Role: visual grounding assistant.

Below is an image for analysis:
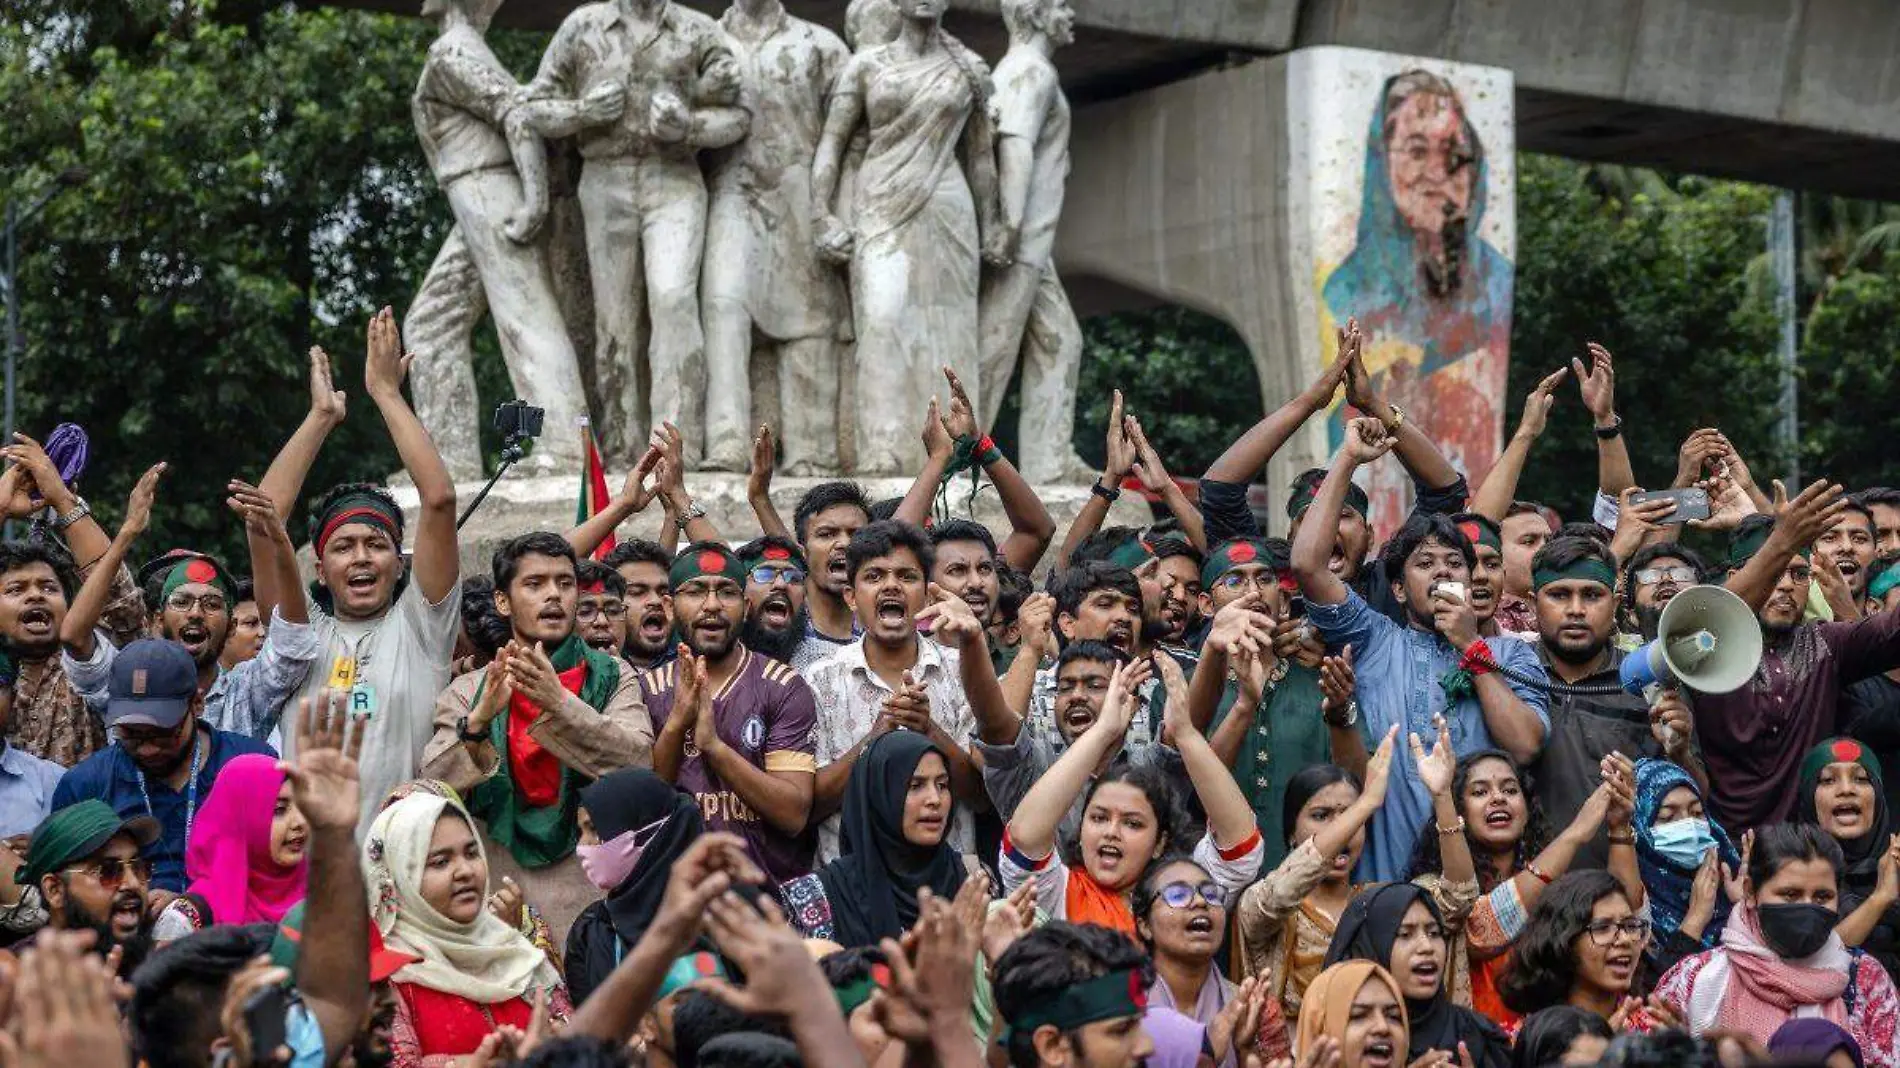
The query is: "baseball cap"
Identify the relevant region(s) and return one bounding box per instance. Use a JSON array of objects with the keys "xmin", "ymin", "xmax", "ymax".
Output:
[
  {"xmin": 106, "ymin": 638, "xmax": 198, "ymax": 730},
  {"xmin": 17, "ymin": 800, "xmax": 160, "ymax": 886},
  {"xmin": 270, "ymin": 901, "xmax": 420, "ymax": 984}
]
